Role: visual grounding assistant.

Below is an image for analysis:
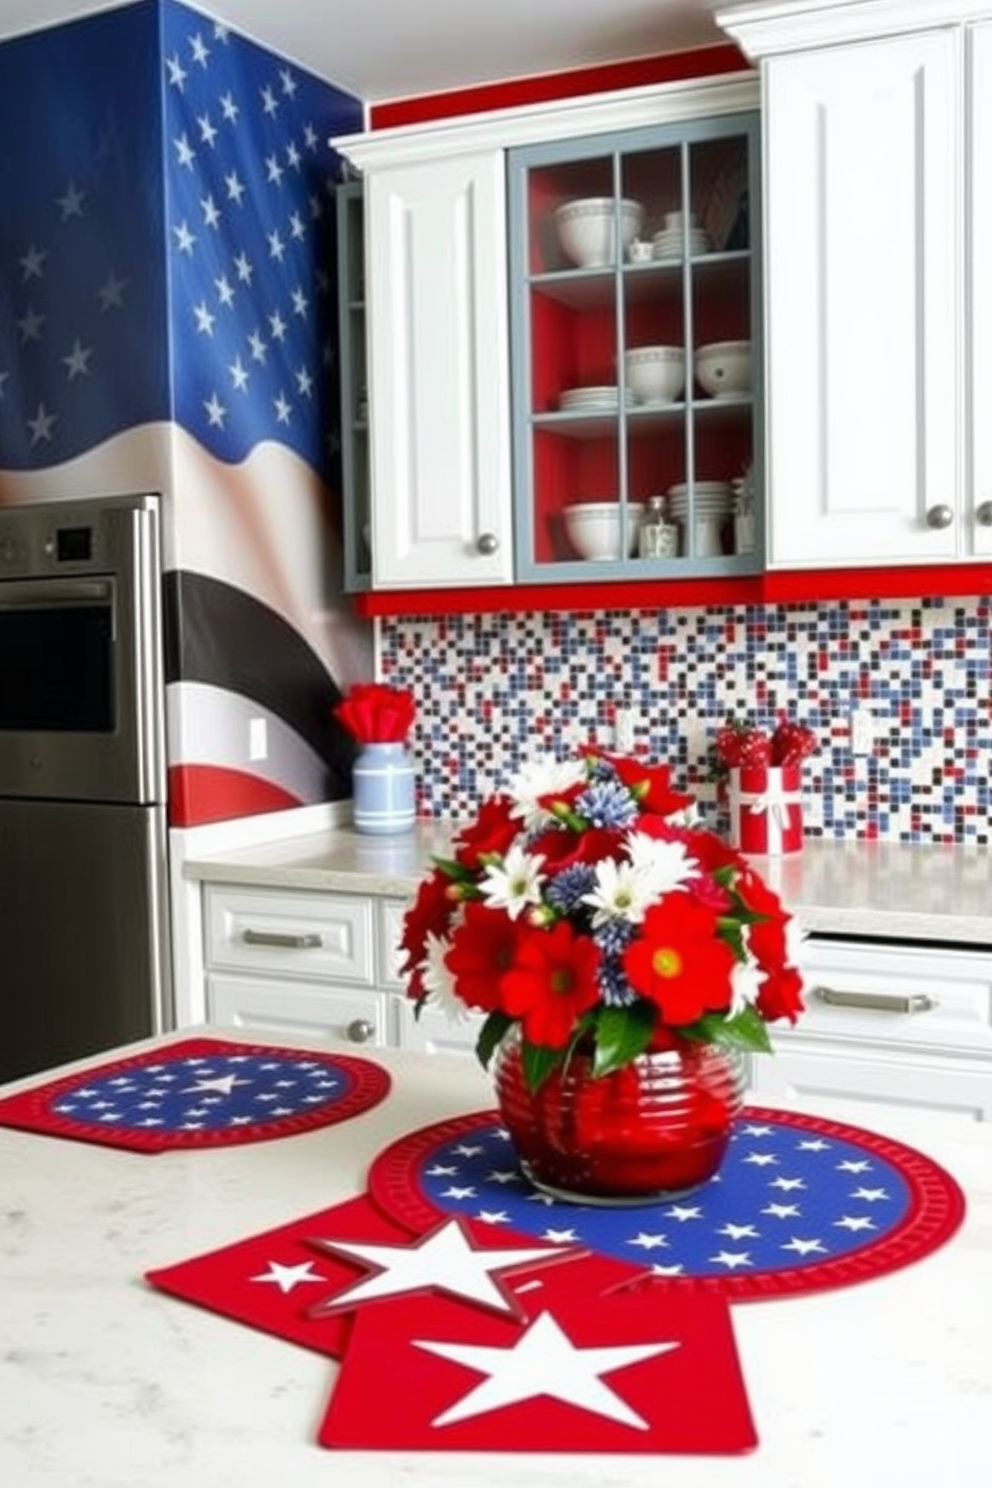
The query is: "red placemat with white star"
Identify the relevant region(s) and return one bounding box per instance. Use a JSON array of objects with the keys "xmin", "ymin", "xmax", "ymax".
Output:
[
  {"xmin": 365, "ymin": 1105, "xmax": 965, "ymax": 1301},
  {"xmin": 147, "ymin": 1202, "xmax": 756, "ymax": 1454},
  {"xmin": 0, "ymin": 1038, "xmax": 390, "ymax": 1151}
]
